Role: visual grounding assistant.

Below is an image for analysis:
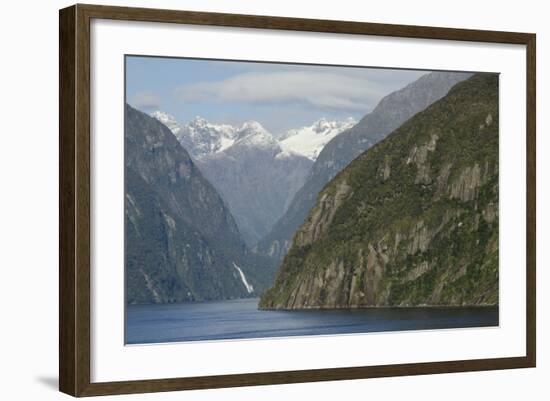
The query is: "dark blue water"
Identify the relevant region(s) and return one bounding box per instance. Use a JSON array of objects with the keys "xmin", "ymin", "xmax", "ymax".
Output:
[{"xmin": 125, "ymin": 298, "xmax": 498, "ymax": 344}]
